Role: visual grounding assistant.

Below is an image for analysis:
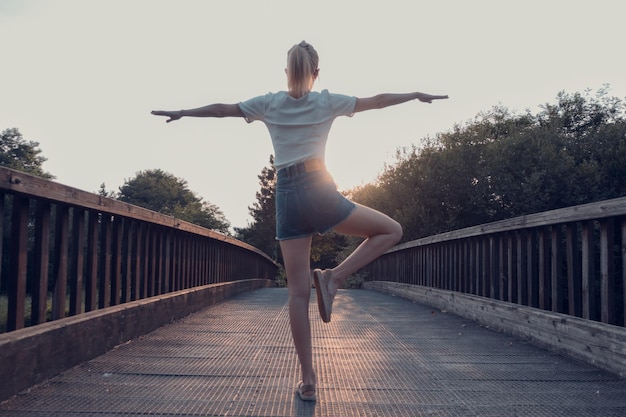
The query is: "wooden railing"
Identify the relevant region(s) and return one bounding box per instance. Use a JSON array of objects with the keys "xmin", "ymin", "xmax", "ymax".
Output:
[
  {"xmin": 361, "ymin": 196, "xmax": 626, "ymax": 327},
  {"xmin": 0, "ymin": 167, "xmax": 277, "ymax": 333}
]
